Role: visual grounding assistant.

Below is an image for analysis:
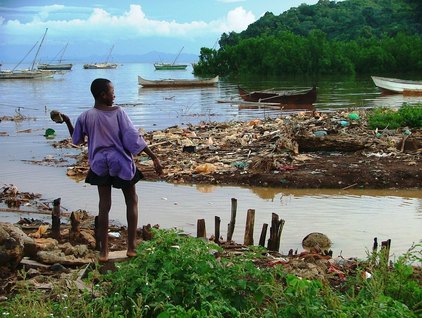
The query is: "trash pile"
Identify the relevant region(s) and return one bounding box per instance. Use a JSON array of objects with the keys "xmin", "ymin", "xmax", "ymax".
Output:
[{"xmin": 45, "ymin": 109, "xmax": 421, "ymax": 188}]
